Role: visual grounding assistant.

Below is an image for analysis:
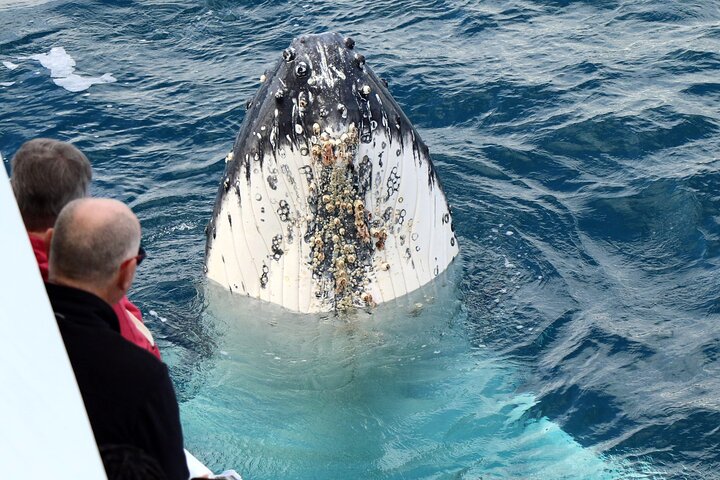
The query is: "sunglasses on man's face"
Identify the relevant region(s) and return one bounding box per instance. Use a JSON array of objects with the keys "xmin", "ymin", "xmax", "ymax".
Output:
[
  {"xmin": 136, "ymin": 245, "xmax": 146, "ymax": 266},
  {"xmin": 121, "ymin": 245, "xmax": 146, "ymax": 269}
]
